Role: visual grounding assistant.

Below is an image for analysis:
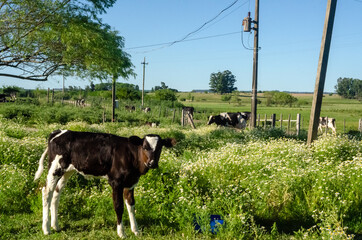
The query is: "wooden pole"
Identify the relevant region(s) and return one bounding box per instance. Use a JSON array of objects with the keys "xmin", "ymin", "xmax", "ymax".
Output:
[
  {"xmin": 112, "ymin": 76, "xmax": 116, "ymax": 122},
  {"xmin": 307, "ymin": 0, "xmax": 337, "ymax": 144},
  {"xmin": 250, "ymin": 0, "xmax": 259, "ymax": 128},
  {"xmin": 141, "ymin": 57, "xmax": 148, "ymax": 107},
  {"xmin": 296, "ymin": 114, "xmax": 301, "ymax": 136},
  {"xmin": 280, "ymin": 114, "xmax": 283, "ymax": 129},
  {"xmin": 264, "ymin": 114, "xmax": 267, "ymax": 129},
  {"xmin": 287, "ymin": 114, "xmax": 291, "ymax": 134},
  {"xmin": 181, "ymin": 109, "xmax": 185, "ymax": 127},
  {"xmin": 271, "ymin": 114, "xmax": 276, "ymax": 128}
]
